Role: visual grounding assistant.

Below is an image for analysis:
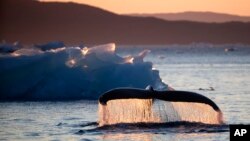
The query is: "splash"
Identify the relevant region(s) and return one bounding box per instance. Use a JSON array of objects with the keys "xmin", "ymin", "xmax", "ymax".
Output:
[
  {"xmin": 98, "ymin": 99, "xmax": 159, "ymax": 126},
  {"xmin": 157, "ymin": 101, "xmax": 223, "ymax": 124},
  {"xmin": 98, "ymin": 99, "xmax": 223, "ymax": 126}
]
